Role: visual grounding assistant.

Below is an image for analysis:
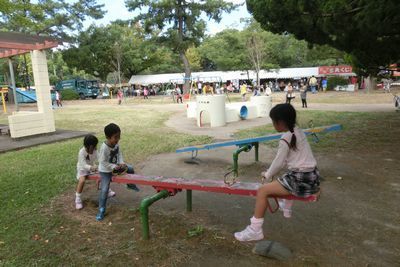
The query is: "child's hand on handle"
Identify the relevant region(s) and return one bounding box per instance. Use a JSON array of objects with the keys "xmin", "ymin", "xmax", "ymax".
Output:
[
  {"xmin": 261, "ymin": 171, "xmax": 272, "ymax": 184},
  {"xmin": 90, "ymin": 165, "xmax": 97, "ymax": 172}
]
